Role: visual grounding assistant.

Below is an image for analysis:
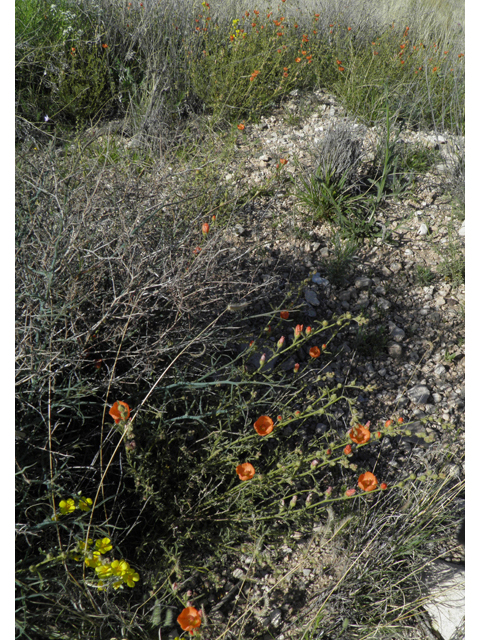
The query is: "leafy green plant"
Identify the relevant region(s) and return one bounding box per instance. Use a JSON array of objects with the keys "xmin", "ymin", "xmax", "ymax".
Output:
[{"xmin": 415, "ymin": 264, "xmax": 436, "ymax": 286}]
